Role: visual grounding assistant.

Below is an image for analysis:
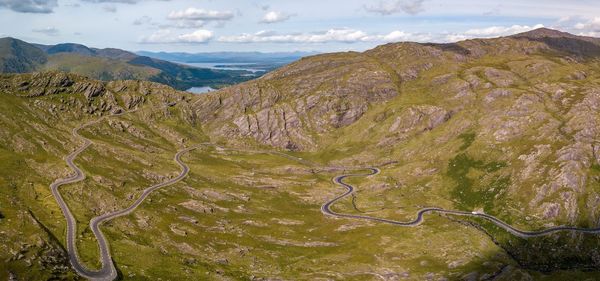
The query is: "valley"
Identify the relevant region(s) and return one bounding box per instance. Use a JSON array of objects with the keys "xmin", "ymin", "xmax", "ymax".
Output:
[{"xmin": 3, "ymin": 27, "xmax": 600, "ymax": 280}]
